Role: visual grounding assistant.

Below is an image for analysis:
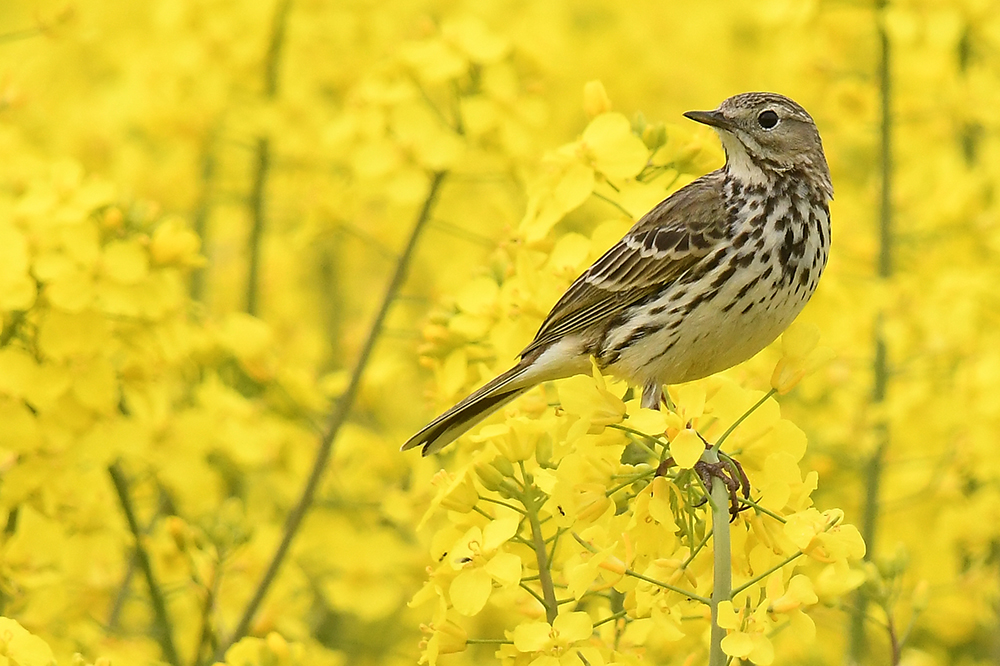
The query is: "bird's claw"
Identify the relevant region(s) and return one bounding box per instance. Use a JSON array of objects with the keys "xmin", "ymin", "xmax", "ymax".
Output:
[{"xmin": 696, "ymin": 456, "xmax": 751, "ymax": 521}]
